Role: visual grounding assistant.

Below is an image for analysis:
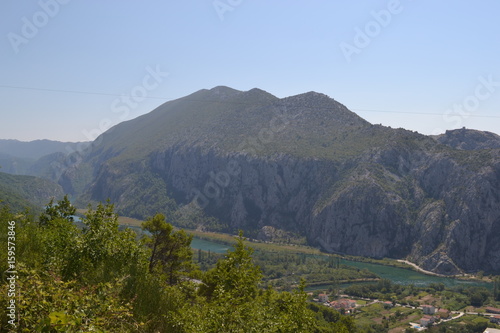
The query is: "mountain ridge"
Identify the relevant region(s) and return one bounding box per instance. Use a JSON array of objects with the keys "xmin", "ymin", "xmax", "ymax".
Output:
[
  {"xmin": 34, "ymin": 86, "xmax": 500, "ymax": 275},
  {"xmin": 0, "ymin": 139, "xmax": 89, "ymax": 160}
]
